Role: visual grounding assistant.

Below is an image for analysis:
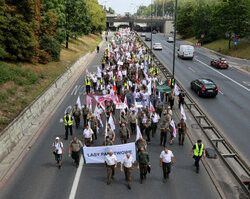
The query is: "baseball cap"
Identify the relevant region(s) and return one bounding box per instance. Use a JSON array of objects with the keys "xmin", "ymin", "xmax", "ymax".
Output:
[
  {"xmin": 197, "ymin": 139, "xmax": 202, "ymax": 143},
  {"xmin": 55, "ymin": 137, "xmax": 60, "ymax": 140}
]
